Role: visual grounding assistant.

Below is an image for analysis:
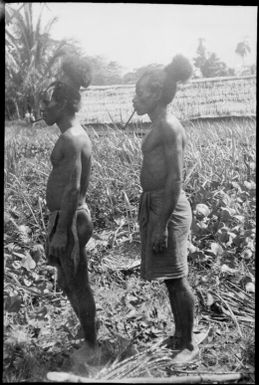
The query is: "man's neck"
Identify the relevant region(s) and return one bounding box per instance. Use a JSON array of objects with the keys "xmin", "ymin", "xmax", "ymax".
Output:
[
  {"xmin": 56, "ymin": 114, "xmax": 79, "ymax": 133},
  {"xmin": 148, "ymin": 105, "xmax": 167, "ymax": 125}
]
